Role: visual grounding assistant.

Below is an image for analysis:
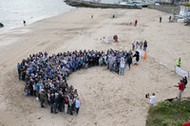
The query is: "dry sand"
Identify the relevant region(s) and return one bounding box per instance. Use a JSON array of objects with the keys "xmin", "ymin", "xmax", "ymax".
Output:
[{"xmin": 0, "ymin": 8, "xmax": 190, "ymax": 126}]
